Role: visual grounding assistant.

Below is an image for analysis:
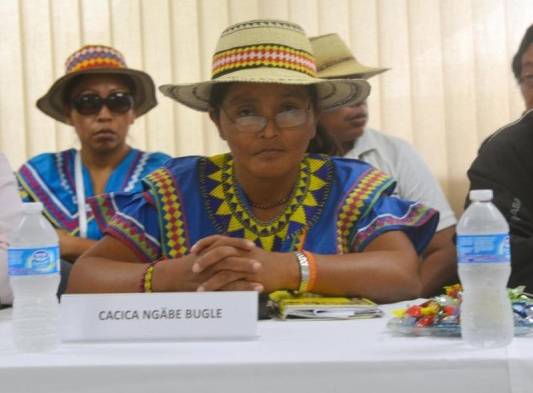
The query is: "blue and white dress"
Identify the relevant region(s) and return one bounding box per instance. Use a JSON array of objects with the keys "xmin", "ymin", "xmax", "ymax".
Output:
[
  {"xmin": 89, "ymin": 153, "xmax": 439, "ymax": 261},
  {"xmin": 17, "ymin": 148, "xmax": 170, "ymax": 240}
]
